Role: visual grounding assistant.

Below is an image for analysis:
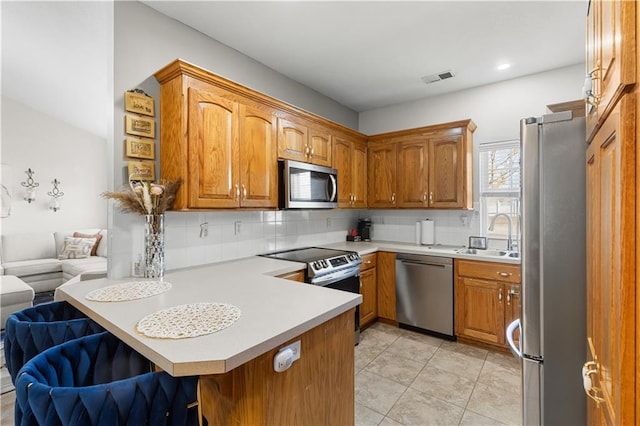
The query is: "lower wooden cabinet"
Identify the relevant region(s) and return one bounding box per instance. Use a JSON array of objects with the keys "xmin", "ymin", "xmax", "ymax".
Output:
[
  {"xmin": 376, "ymin": 251, "xmax": 396, "ymax": 322},
  {"xmin": 359, "ymin": 253, "xmax": 377, "ymax": 328},
  {"xmin": 277, "ymin": 270, "xmax": 305, "ymax": 282},
  {"xmin": 454, "ymin": 259, "xmax": 521, "ymax": 349}
]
